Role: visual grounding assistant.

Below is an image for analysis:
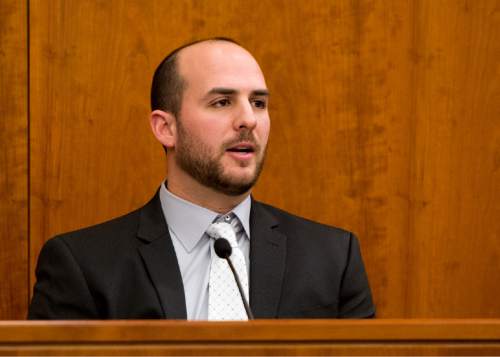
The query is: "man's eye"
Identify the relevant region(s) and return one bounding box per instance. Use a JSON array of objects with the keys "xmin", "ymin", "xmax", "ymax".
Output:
[
  {"xmin": 212, "ymin": 98, "xmax": 231, "ymax": 108},
  {"xmin": 252, "ymin": 99, "xmax": 267, "ymax": 109}
]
